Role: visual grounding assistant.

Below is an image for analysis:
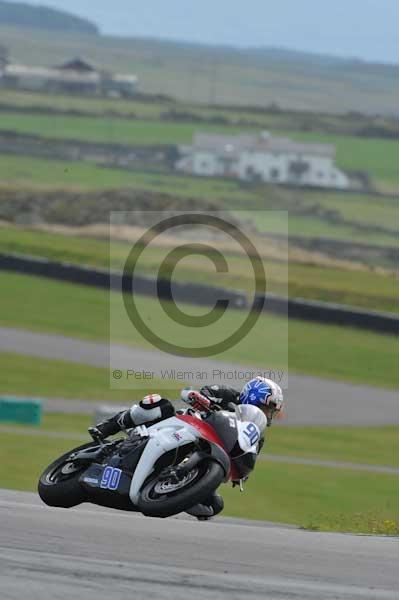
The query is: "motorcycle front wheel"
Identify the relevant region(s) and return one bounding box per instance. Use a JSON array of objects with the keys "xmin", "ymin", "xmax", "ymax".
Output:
[{"xmin": 137, "ymin": 459, "xmax": 225, "ymax": 518}]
